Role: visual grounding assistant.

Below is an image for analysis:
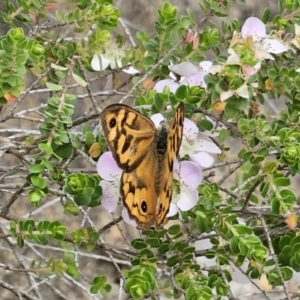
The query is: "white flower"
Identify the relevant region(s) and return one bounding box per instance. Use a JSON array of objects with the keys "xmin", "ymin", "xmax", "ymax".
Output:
[
  {"xmin": 241, "ymin": 17, "xmax": 290, "ymax": 57},
  {"xmin": 180, "ymin": 118, "xmax": 222, "ymax": 168},
  {"xmin": 91, "ymin": 54, "xmax": 122, "ymax": 71},
  {"xmin": 153, "ymin": 61, "xmax": 212, "ymax": 93},
  {"xmin": 91, "ymin": 43, "xmax": 139, "ymax": 74},
  {"xmin": 167, "ymin": 160, "xmax": 203, "ymax": 217},
  {"xmin": 291, "ymin": 24, "xmax": 300, "ymax": 50},
  {"xmin": 91, "ymin": 54, "xmax": 139, "ymax": 73},
  {"xmin": 154, "ymin": 79, "xmax": 180, "ymax": 93},
  {"xmin": 97, "ymin": 151, "xmax": 122, "ymax": 213}
]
